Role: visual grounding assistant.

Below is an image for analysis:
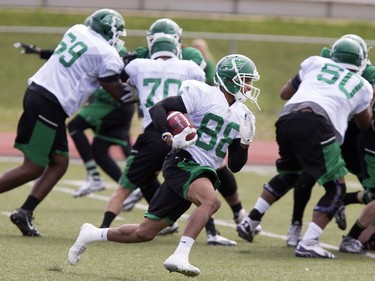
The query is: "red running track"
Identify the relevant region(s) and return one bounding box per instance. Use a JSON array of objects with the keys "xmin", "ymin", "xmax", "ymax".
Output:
[{"xmin": 0, "ymin": 132, "xmax": 278, "ymax": 166}]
